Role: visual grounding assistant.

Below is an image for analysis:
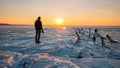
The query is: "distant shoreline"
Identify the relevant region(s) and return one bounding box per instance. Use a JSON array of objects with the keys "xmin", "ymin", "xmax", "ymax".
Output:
[
  {"xmin": 0, "ymin": 23, "xmax": 10, "ymax": 26},
  {"xmin": 0, "ymin": 23, "xmax": 33, "ymax": 26}
]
